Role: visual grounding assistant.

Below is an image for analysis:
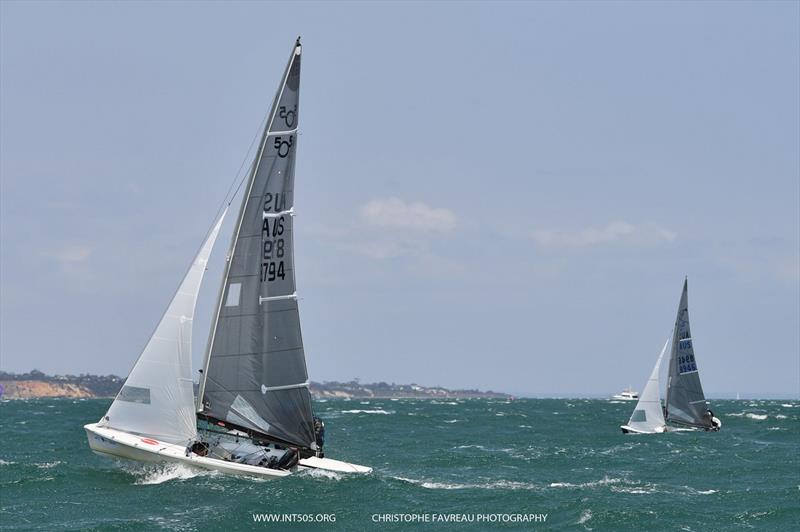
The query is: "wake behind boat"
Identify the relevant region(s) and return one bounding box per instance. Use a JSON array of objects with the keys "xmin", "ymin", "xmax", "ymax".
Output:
[
  {"xmin": 85, "ymin": 38, "xmax": 371, "ymax": 478},
  {"xmin": 621, "ymin": 278, "xmax": 721, "ymax": 434}
]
